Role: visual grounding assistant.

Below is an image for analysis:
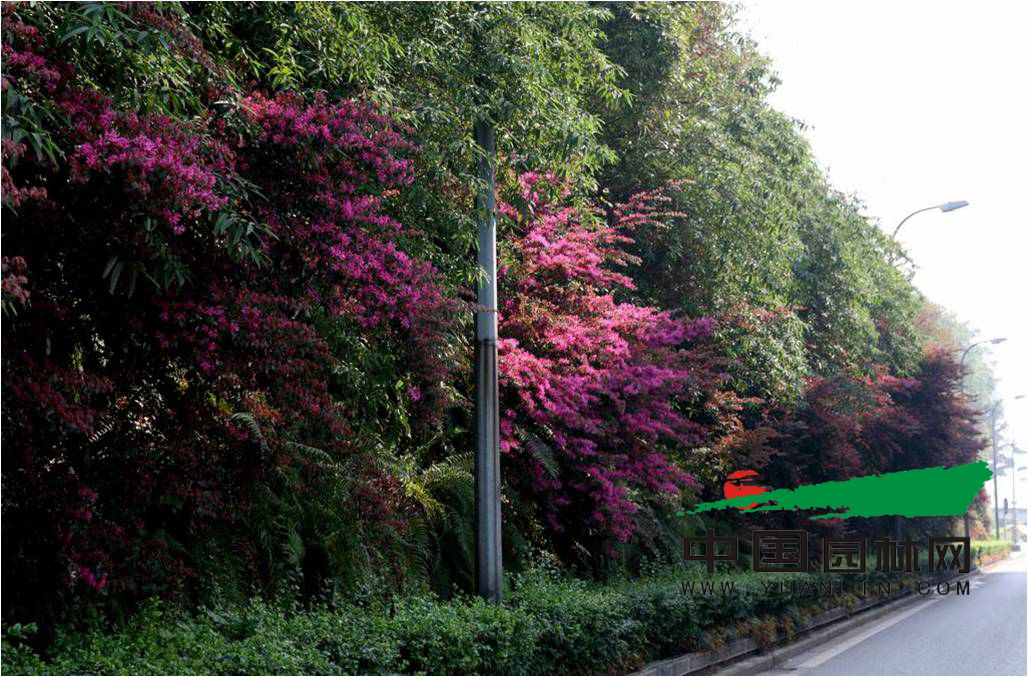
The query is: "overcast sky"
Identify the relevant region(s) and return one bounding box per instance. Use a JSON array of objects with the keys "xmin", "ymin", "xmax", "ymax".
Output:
[{"xmin": 738, "ymin": 1, "xmax": 1028, "ymax": 500}]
